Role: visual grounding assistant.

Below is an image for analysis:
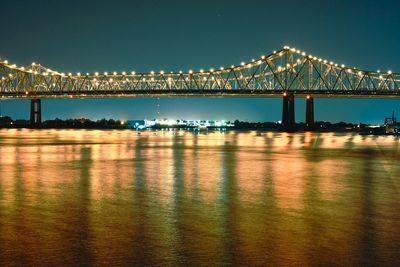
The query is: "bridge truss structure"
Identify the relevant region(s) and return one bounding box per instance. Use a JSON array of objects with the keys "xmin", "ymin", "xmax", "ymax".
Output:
[{"xmin": 1, "ymin": 46, "xmax": 399, "ymax": 99}]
